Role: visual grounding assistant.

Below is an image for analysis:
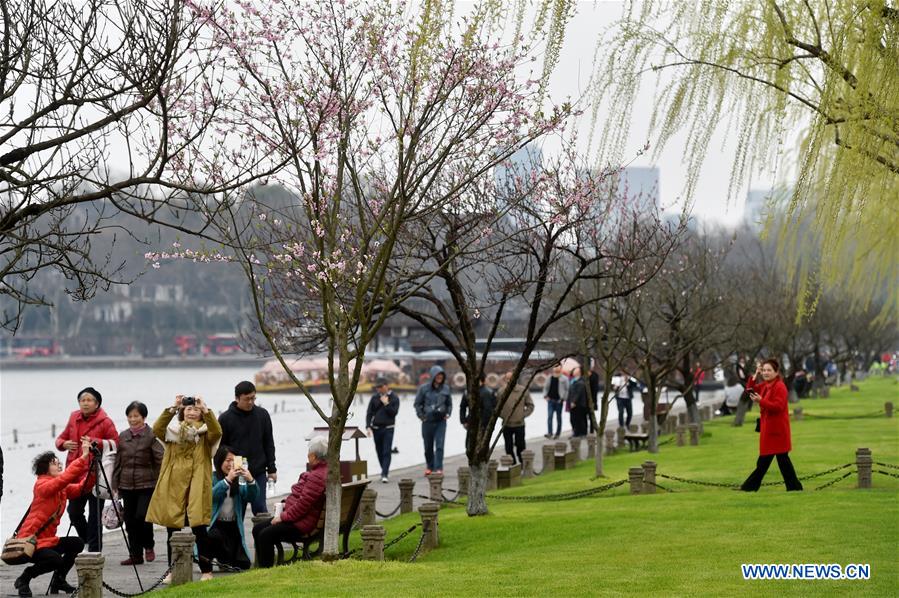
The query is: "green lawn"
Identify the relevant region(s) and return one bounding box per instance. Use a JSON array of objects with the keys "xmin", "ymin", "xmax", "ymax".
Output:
[{"xmin": 161, "ymin": 377, "xmax": 899, "ymax": 596}]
